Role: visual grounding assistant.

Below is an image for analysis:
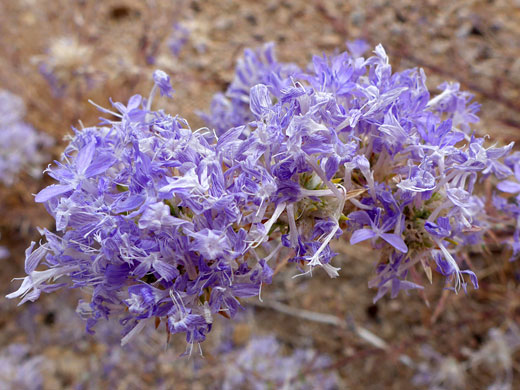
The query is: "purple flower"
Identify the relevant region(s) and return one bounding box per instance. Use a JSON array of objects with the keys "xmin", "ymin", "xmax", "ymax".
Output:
[
  {"xmin": 397, "ymin": 166, "xmax": 436, "ymax": 193},
  {"xmin": 497, "ymin": 163, "xmax": 520, "ymax": 194},
  {"xmin": 432, "ymin": 250, "xmax": 478, "ymax": 292},
  {"xmin": 199, "ymin": 42, "xmax": 299, "ymax": 136},
  {"xmin": 424, "ymin": 217, "xmax": 451, "ymax": 238},
  {"xmin": 35, "ymin": 140, "xmax": 116, "ymax": 202},
  {"xmin": 0, "ymin": 344, "xmax": 44, "ymax": 390},
  {"xmin": 189, "ymin": 229, "xmax": 231, "ymax": 260},
  {"xmin": 0, "ymin": 90, "xmax": 52, "ymax": 186},
  {"xmin": 249, "ymin": 84, "xmax": 272, "ymax": 118},
  {"xmin": 152, "ymin": 70, "xmax": 174, "ymax": 98},
  {"xmin": 138, "ymin": 202, "xmax": 182, "ymax": 230},
  {"xmin": 349, "ymin": 209, "xmax": 408, "ymax": 253},
  {"xmin": 168, "ymin": 23, "xmax": 190, "ymax": 56},
  {"xmin": 346, "ymin": 39, "xmax": 370, "ymax": 57},
  {"xmin": 221, "ymin": 334, "xmax": 339, "ymax": 390}
]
